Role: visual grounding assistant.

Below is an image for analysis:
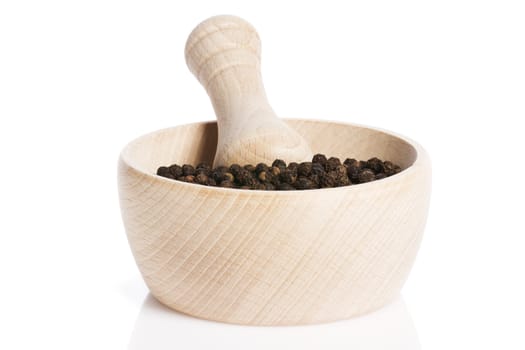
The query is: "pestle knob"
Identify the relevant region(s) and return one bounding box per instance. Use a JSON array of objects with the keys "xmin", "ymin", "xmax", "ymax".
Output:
[{"xmin": 185, "ymin": 15, "xmax": 313, "ymax": 167}]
